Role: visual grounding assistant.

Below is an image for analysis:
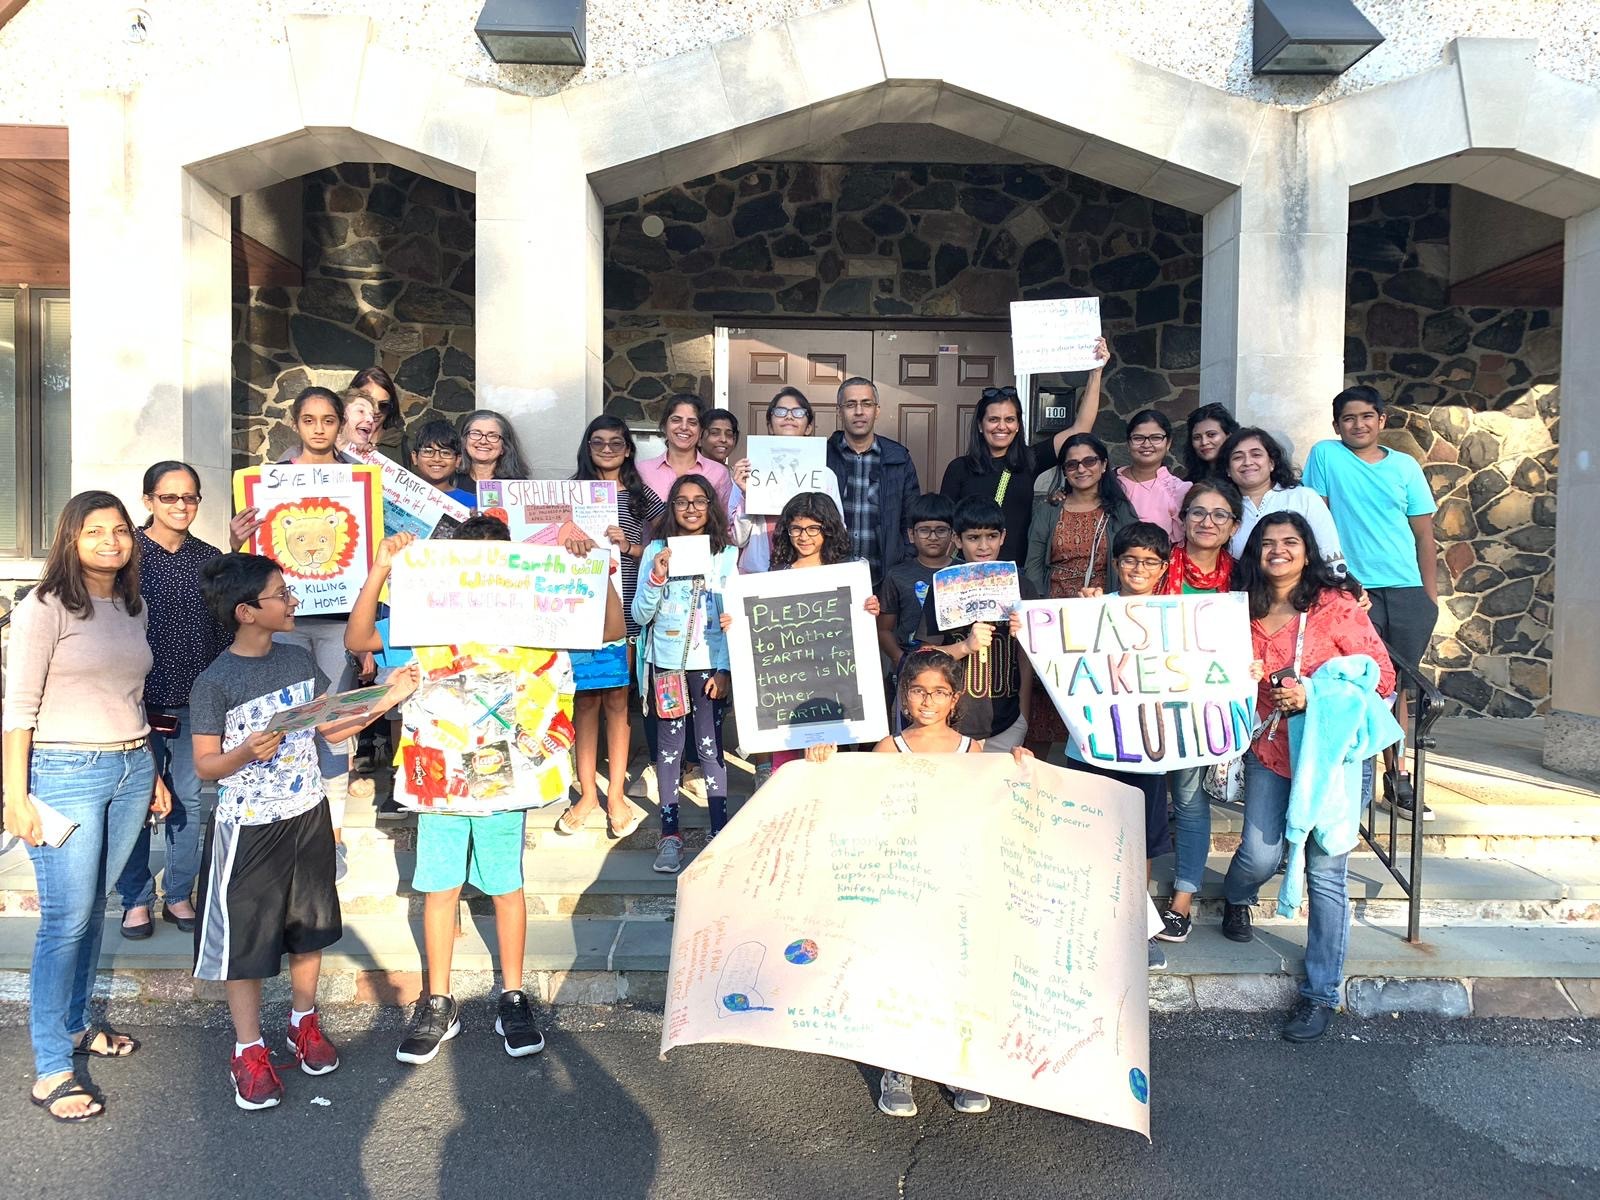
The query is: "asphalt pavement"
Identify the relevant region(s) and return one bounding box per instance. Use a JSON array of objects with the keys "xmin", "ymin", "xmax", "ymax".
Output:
[{"xmin": 2, "ymin": 1007, "xmax": 1597, "ymax": 1200}]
